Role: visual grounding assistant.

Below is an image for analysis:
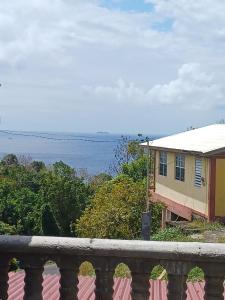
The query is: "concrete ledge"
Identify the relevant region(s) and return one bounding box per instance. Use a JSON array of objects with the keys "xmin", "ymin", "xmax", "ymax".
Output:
[{"xmin": 0, "ymin": 235, "xmax": 225, "ymax": 262}]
